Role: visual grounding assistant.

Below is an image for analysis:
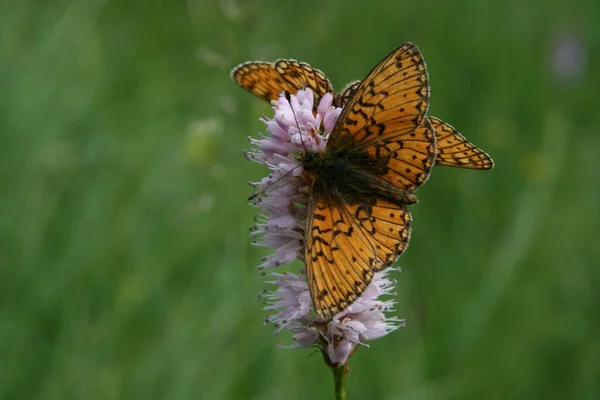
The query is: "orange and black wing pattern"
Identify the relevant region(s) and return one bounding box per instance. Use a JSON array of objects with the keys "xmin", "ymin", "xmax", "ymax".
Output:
[
  {"xmin": 334, "ymin": 80, "xmax": 361, "ymax": 108},
  {"xmin": 231, "ymin": 60, "xmax": 333, "ymax": 105},
  {"xmin": 231, "ymin": 62, "xmax": 289, "ymax": 103},
  {"xmin": 306, "ymin": 196, "xmax": 411, "ymax": 319},
  {"xmin": 428, "ymin": 117, "xmax": 494, "ymax": 170},
  {"xmin": 328, "ymin": 43, "xmax": 436, "ymax": 192},
  {"xmin": 273, "ymin": 60, "xmax": 333, "ymax": 105},
  {"xmin": 365, "ymin": 118, "xmax": 436, "ymax": 192}
]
